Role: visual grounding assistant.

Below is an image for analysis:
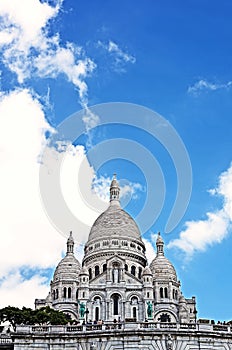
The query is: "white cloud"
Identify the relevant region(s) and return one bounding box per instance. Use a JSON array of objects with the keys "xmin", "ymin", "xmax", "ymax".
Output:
[
  {"xmin": 143, "ymin": 238, "xmax": 157, "ymax": 264},
  {"xmin": 0, "ymin": 0, "xmax": 95, "ymax": 104},
  {"xmin": 188, "ymin": 79, "xmax": 232, "ymax": 95},
  {"xmin": 0, "ymin": 89, "xmax": 66, "ymax": 278},
  {"xmin": 168, "ymin": 164, "xmax": 232, "ymax": 257},
  {"xmin": 98, "ymin": 40, "xmax": 136, "ymax": 72},
  {"xmin": 92, "ymin": 175, "xmax": 144, "ymax": 203},
  {"xmin": 0, "ymin": 271, "xmax": 49, "ymax": 308}
]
